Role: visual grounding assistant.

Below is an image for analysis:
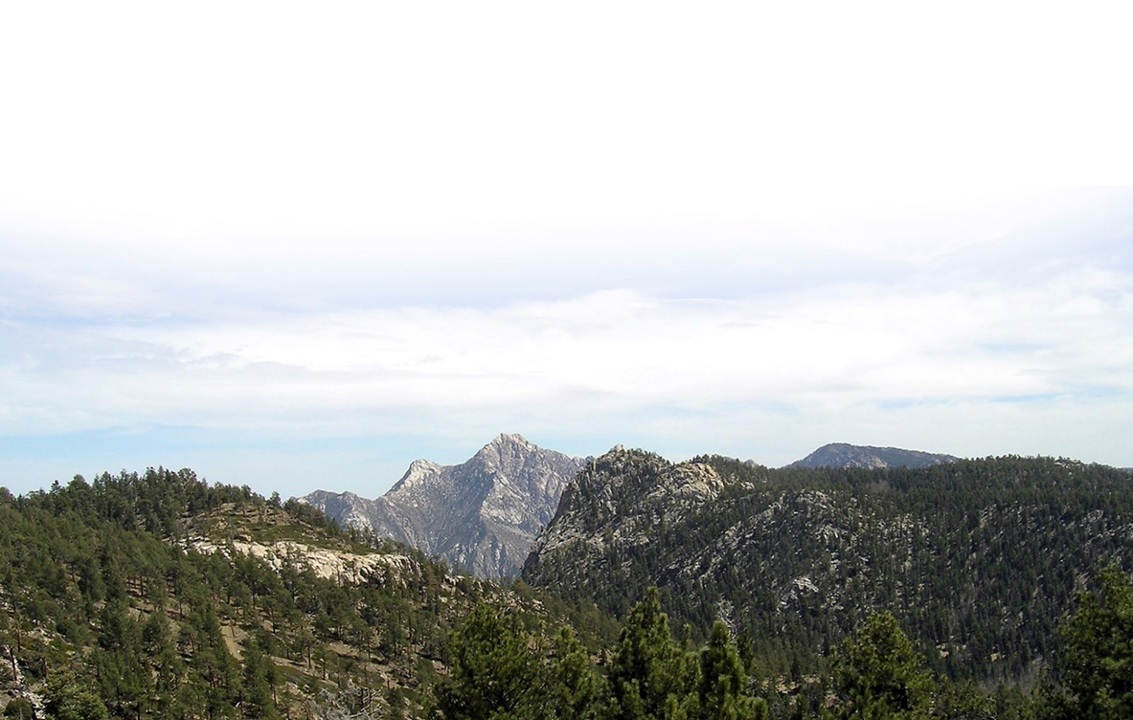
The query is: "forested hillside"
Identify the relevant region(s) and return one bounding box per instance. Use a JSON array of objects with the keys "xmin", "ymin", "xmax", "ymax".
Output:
[
  {"xmin": 5, "ymin": 457, "xmax": 1133, "ymax": 719},
  {"xmin": 0, "ymin": 468, "xmax": 578, "ymax": 719},
  {"xmin": 524, "ymin": 449, "xmax": 1133, "ymax": 687}
]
